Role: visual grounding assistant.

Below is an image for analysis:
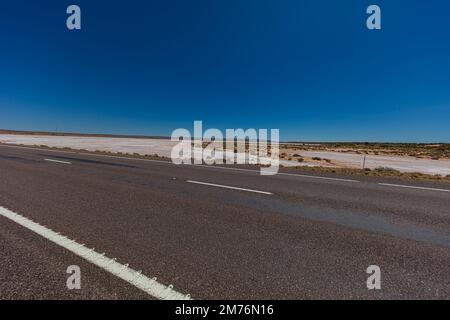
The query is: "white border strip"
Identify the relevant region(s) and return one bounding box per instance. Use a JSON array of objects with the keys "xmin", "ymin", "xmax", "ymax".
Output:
[
  {"xmin": 186, "ymin": 180, "xmax": 273, "ymax": 195},
  {"xmin": 0, "ymin": 206, "xmax": 191, "ymax": 300},
  {"xmin": 44, "ymin": 158, "xmax": 72, "ymax": 165},
  {"xmin": 378, "ymin": 183, "xmax": 450, "ymax": 193}
]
